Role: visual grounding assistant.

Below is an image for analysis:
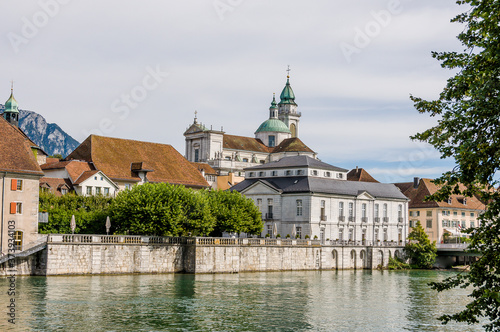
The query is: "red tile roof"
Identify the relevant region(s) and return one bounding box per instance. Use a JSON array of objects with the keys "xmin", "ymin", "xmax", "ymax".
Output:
[
  {"xmin": 347, "ymin": 168, "xmax": 379, "ymax": 183},
  {"xmin": 39, "ymin": 177, "xmax": 73, "ymax": 196},
  {"xmin": 272, "ymin": 137, "xmax": 315, "ymax": 153},
  {"xmin": 0, "ymin": 117, "xmax": 44, "ymax": 176},
  {"xmin": 66, "ymin": 135, "xmax": 208, "ymax": 188},
  {"xmin": 191, "ymin": 162, "xmax": 217, "ymax": 175},
  {"xmin": 41, "ymin": 160, "xmax": 94, "ymax": 183},
  {"xmin": 223, "ymin": 134, "xmax": 270, "ymax": 153},
  {"xmin": 73, "ymin": 170, "xmax": 100, "ymax": 185},
  {"xmin": 394, "ymin": 178, "xmax": 486, "ymax": 210}
]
